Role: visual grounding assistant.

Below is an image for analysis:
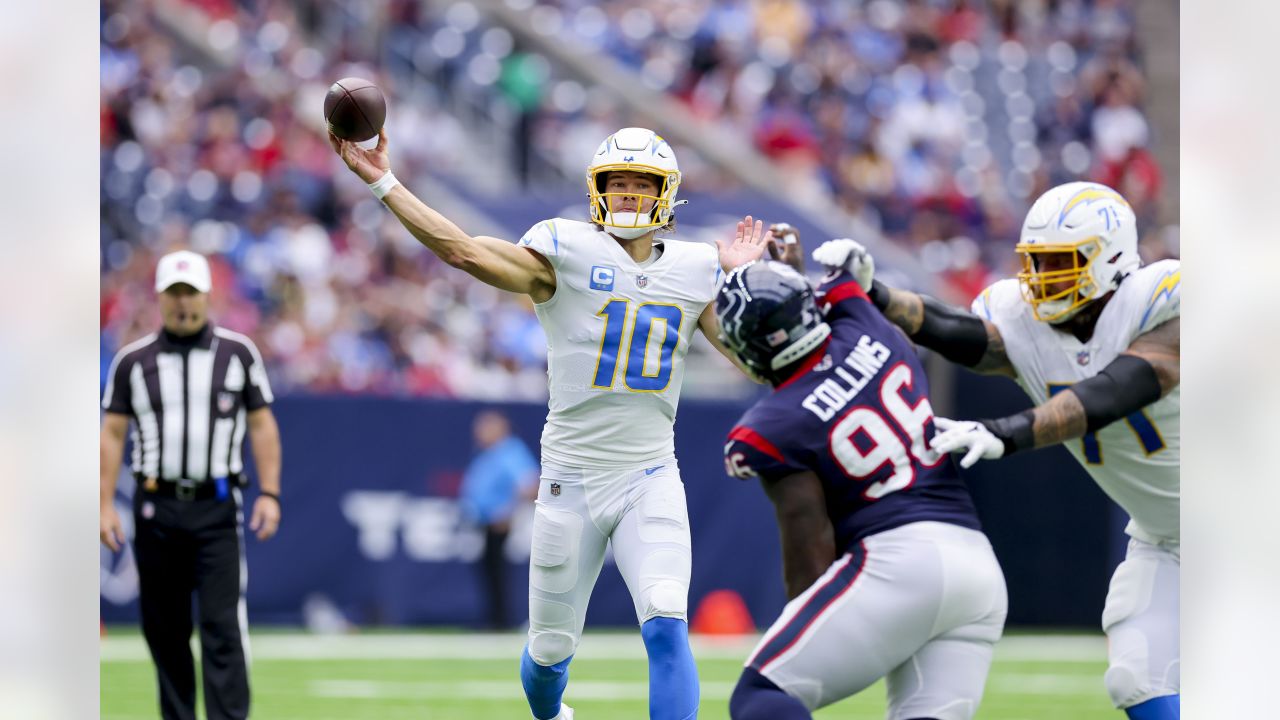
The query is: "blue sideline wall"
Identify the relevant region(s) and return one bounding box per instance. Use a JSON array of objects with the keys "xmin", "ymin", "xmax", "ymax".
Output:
[{"xmin": 101, "ymin": 371, "xmax": 1126, "ymax": 629}]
